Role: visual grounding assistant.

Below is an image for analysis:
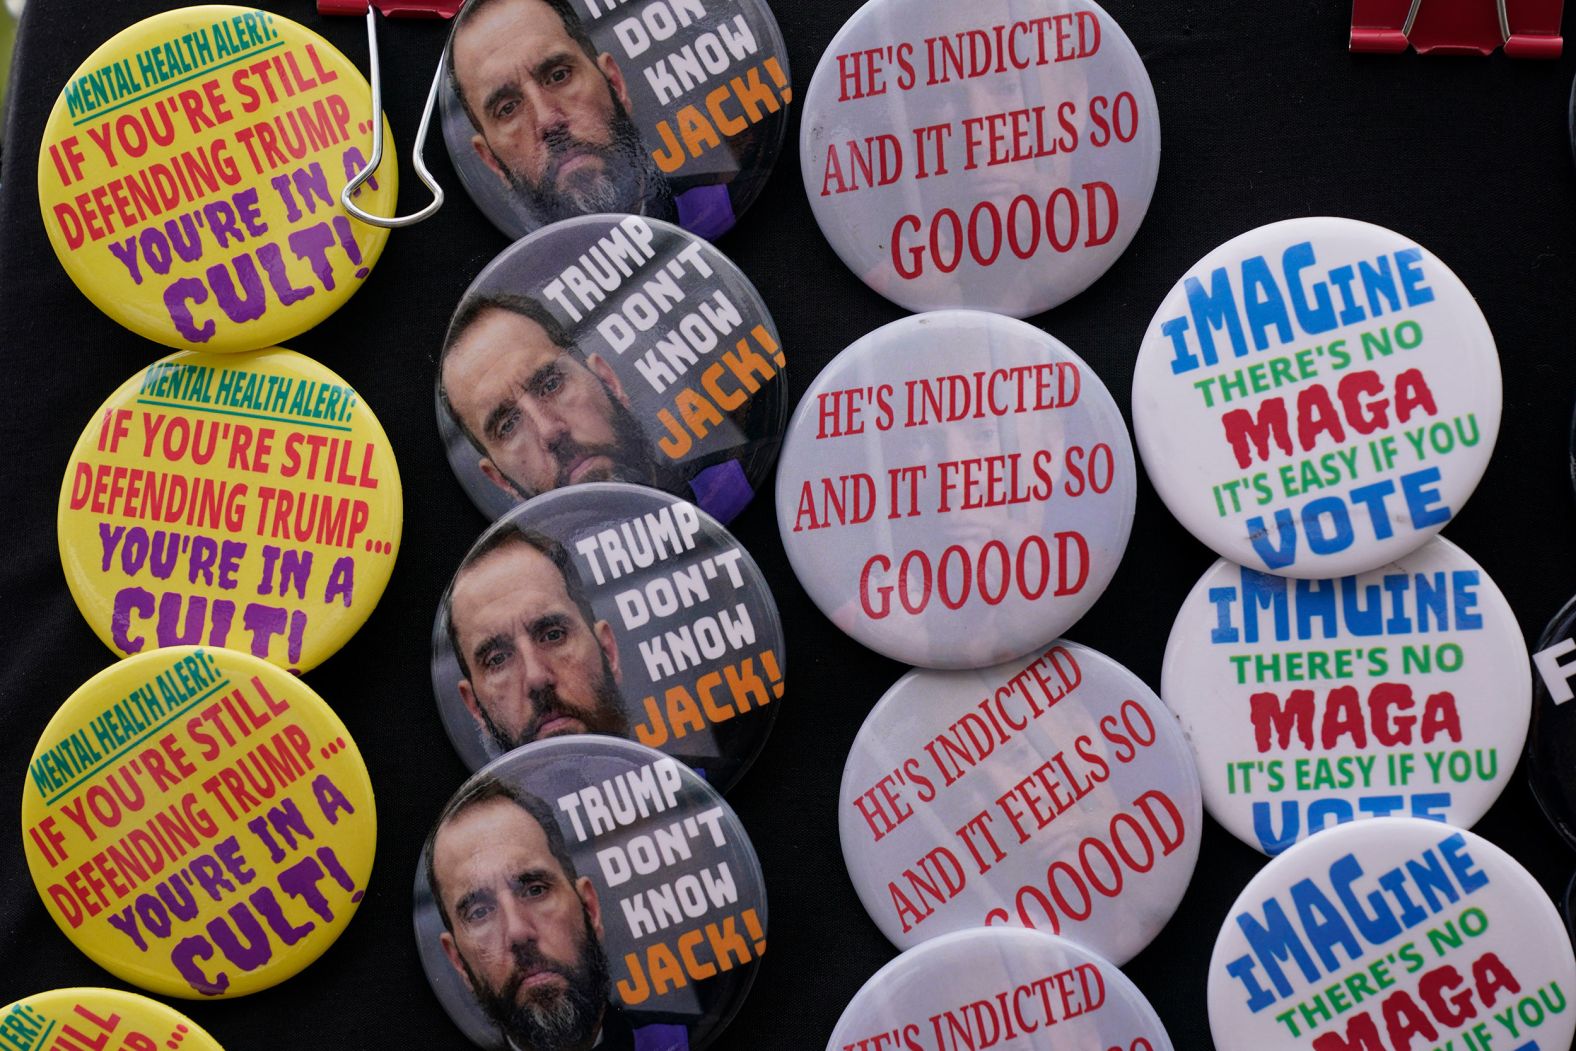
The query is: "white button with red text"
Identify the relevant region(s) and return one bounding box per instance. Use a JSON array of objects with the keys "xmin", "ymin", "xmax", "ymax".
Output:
[
  {"xmin": 776, "ymin": 311, "xmax": 1135, "ymax": 669},
  {"xmin": 828, "ymin": 927, "xmax": 1175, "ymax": 1051},
  {"xmin": 800, "ymin": 0, "xmax": 1159, "ymax": 317},
  {"xmin": 840, "ymin": 640, "xmax": 1200, "ymax": 964}
]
